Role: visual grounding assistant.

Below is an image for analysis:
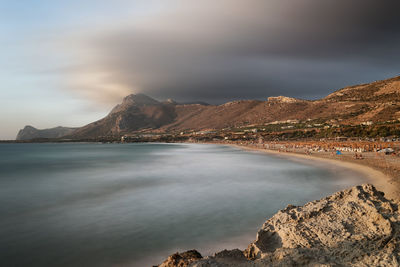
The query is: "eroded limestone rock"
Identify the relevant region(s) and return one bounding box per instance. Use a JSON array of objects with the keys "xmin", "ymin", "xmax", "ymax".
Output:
[
  {"xmin": 158, "ymin": 184, "xmax": 400, "ymax": 267},
  {"xmin": 158, "ymin": 250, "xmax": 203, "ymax": 267}
]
